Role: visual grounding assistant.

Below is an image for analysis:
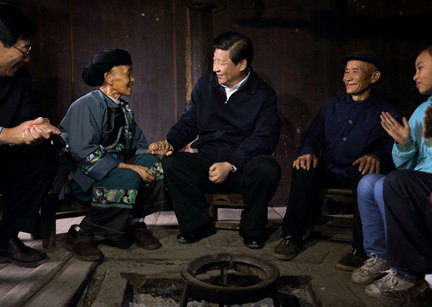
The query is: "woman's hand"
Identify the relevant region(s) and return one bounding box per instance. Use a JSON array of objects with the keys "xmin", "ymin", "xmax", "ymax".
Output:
[
  {"xmin": 423, "ymin": 106, "xmax": 432, "ymax": 142},
  {"xmin": 147, "ymin": 140, "xmax": 174, "ymax": 156},
  {"xmin": 118, "ymin": 162, "xmax": 155, "ymax": 183}
]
